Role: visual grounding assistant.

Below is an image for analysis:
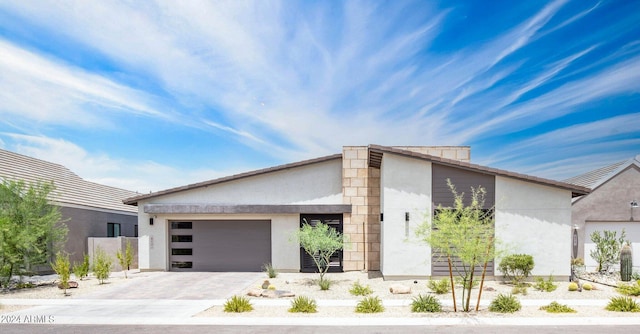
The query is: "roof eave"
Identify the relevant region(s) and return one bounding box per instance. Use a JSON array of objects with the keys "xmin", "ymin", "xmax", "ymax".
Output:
[{"xmin": 368, "ymin": 144, "xmax": 591, "ymax": 197}]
